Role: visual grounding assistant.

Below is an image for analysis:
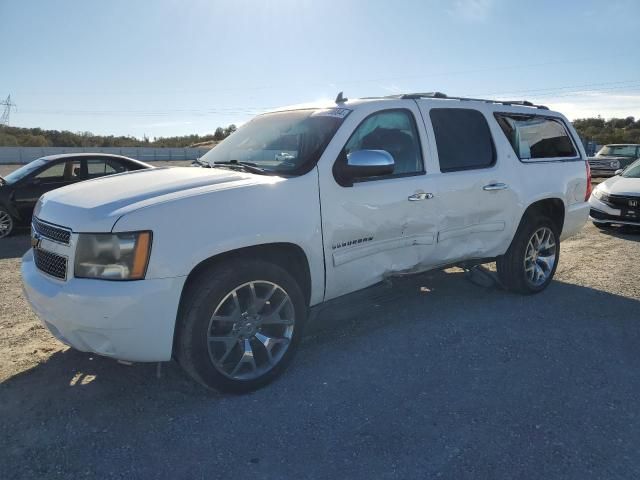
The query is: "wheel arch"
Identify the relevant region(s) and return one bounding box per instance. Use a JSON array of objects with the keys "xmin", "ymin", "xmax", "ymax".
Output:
[
  {"xmin": 172, "ymin": 242, "xmax": 313, "ymax": 358},
  {"xmin": 519, "ymin": 197, "xmax": 565, "ymax": 235},
  {"xmin": 181, "ymin": 242, "xmax": 312, "ymax": 304}
]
